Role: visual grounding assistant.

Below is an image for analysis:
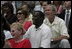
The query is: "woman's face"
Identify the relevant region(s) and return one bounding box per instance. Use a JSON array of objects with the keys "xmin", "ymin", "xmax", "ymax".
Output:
[
  {"xmin": 10, "ymin": 26, "xmax": 22, "ymax": 38},
  {"xmin": 17, "ymin": 10, "xmax": 25, "ymax": 23}
]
